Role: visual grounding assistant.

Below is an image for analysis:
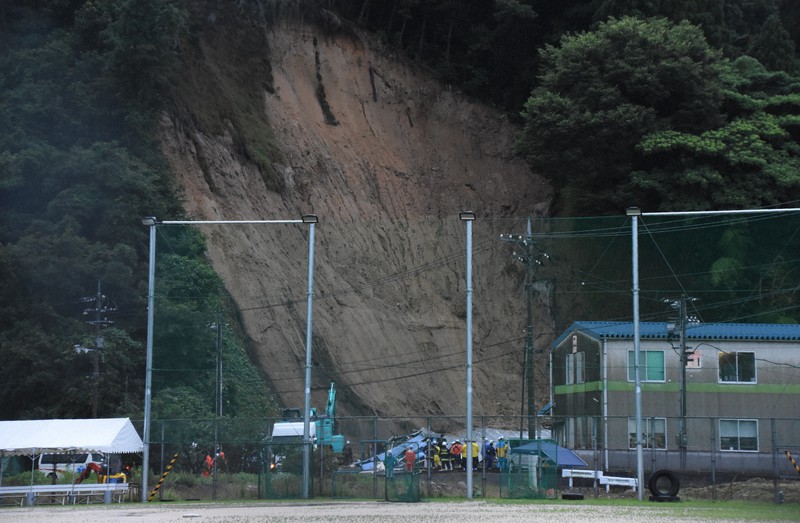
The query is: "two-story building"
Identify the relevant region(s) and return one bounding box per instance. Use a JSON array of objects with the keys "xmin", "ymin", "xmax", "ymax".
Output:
[{"xmin": 550, "ymin": 321, "xmax": 800, "ymax": 475}]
